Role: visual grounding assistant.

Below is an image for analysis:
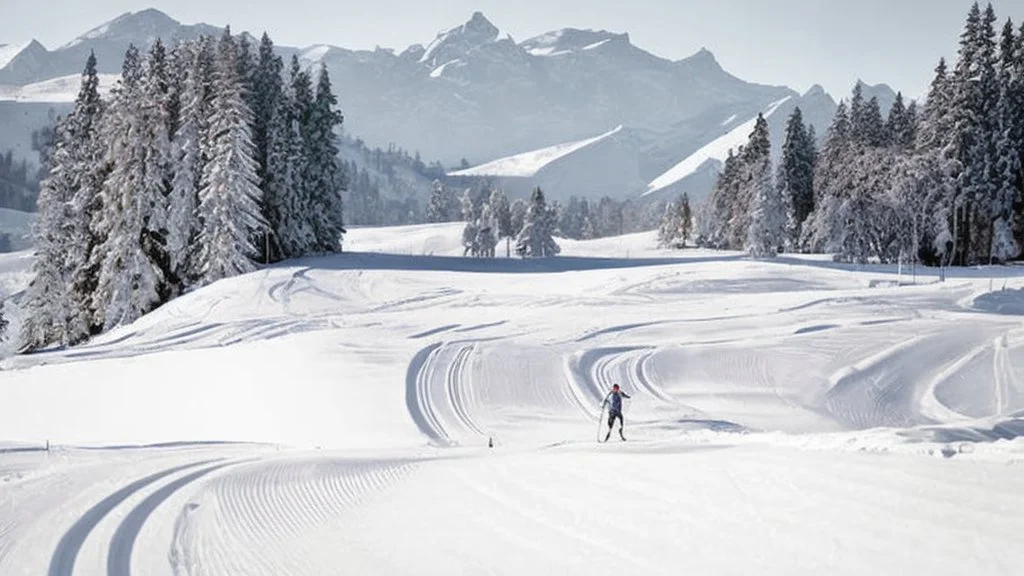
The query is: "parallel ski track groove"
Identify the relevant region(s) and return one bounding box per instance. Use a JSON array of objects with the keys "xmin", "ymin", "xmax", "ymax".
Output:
[{"xmin": 47, "ymin": 459, "xmax": 221, "ymax": 576}]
